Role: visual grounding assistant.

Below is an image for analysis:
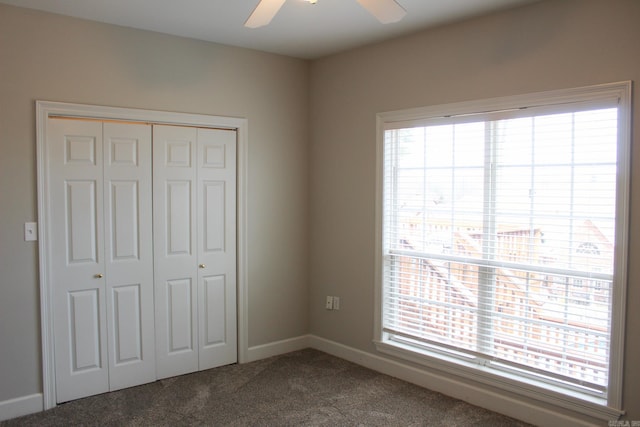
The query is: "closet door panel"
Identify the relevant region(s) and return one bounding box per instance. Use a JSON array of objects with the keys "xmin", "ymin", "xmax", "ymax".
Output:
[
  {"xmin": 203, "ymin": 275, "xmax": 226, "ymax": 346},
  {"xmin": 203, "ymin": 182, "xmax": 225, "ymax": 252},
  {"xmin": 49, "ymin": 119, "xmax": 109, "ymax": 403},
  {"xmin": 166, "ymin": 278, "xmax": 195, "ymax": 353},
  {"xmin": 66, "ymin": 180, "xmax": 99, "ymax": 262},
  {"xmin": 103, "ymin": 122, "xmax": 155, "ymax": 391},
  {"xmin": 166, "ymin": 180, "xmax": 192, "ymax": 255},
  {"xmin": 110, "ymin": 180, "xmax": 138, "ymax": 259},
  {"xmin": 153, "ymin": 125, "xmax": 198, "ymax": 379},
  {"xmin": 68, "ymin": 289, "xmax": 102, "ymax": 372},
  {"xmin": 111, "ymin": 284, "xmax": 143, "ymax": 363},
  {"xmin": 197, "ymin": 128, "xmax": 237, "ymax": 370}
]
